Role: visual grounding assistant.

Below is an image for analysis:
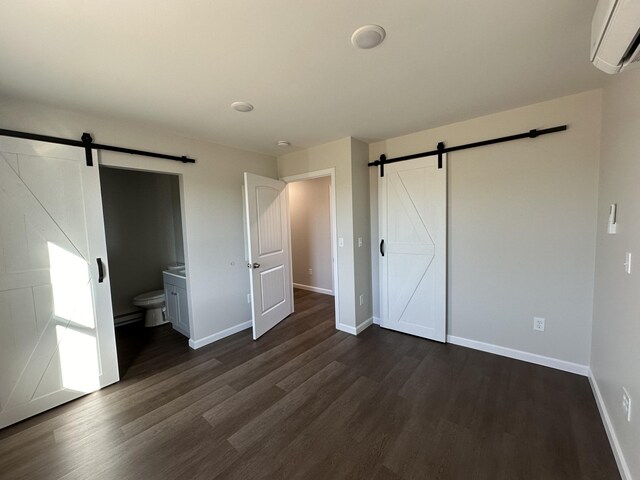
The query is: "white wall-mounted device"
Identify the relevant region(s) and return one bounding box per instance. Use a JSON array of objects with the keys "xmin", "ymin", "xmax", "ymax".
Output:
[
  {"xmin": 608, "ymin": 203, "xmax": 617, "ymax": 234},
  {"xmin": 624, "ymin": 252, "xmax": 632, "ymax": 274},
  {"xmin": 591, "ymin": 0, "xmax": 640, "ymax": 74},
  {"xmin": 591, "ymin": 0, "xmax": 640, "ymax": 73}
]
